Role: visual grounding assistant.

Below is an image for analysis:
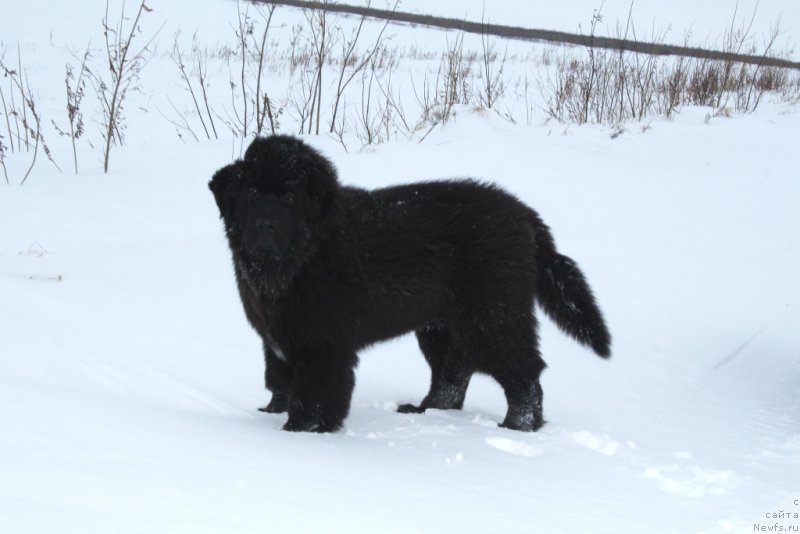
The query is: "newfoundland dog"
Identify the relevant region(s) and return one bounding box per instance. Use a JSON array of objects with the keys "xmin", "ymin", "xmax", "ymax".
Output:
[{"xmin": 210, "ymin": 135, "xmax": 610, "ymax": 433}]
